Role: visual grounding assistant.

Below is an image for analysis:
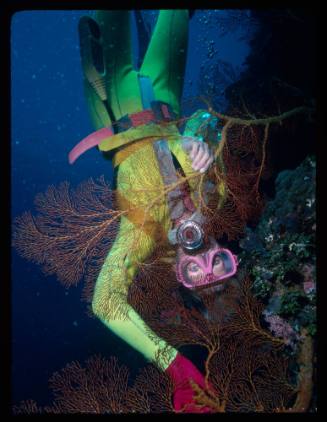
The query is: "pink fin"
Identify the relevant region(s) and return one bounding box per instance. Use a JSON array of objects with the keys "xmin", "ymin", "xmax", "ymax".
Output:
[{"xmin": 68, "ymin": 127, "xmax": 114, "ymax": 164}]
